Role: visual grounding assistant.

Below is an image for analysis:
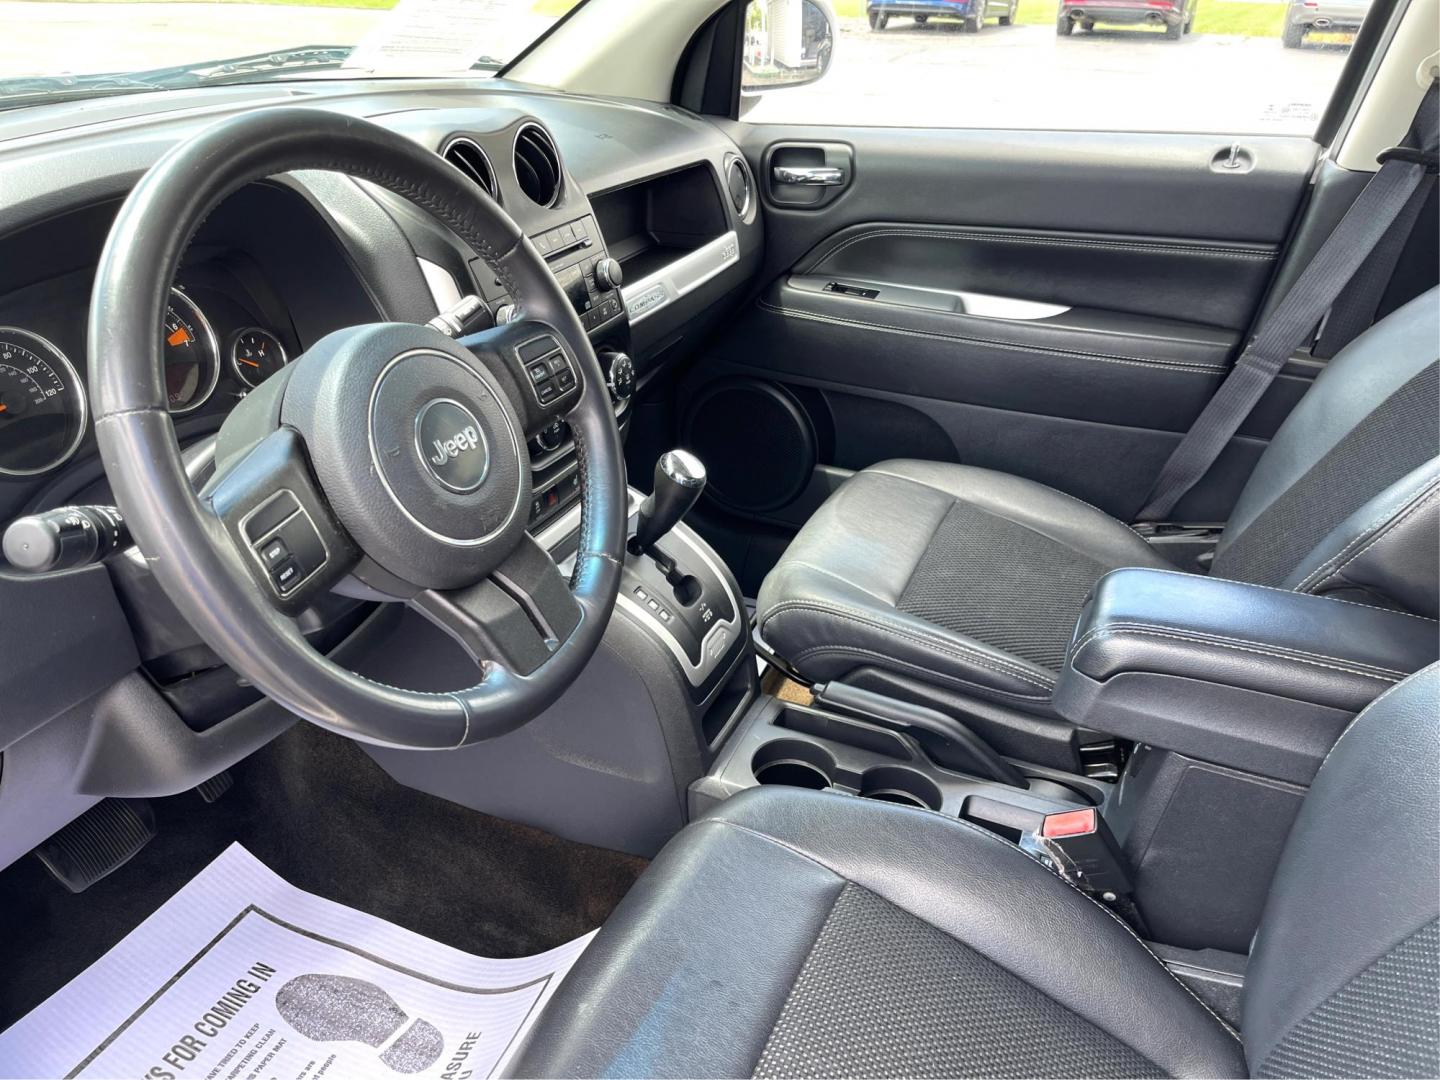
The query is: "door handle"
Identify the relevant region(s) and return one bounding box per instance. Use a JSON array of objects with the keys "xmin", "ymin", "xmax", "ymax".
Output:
[{"xmin": 772, "ymin": 165, "xmax": 845, "ymax": 187}]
